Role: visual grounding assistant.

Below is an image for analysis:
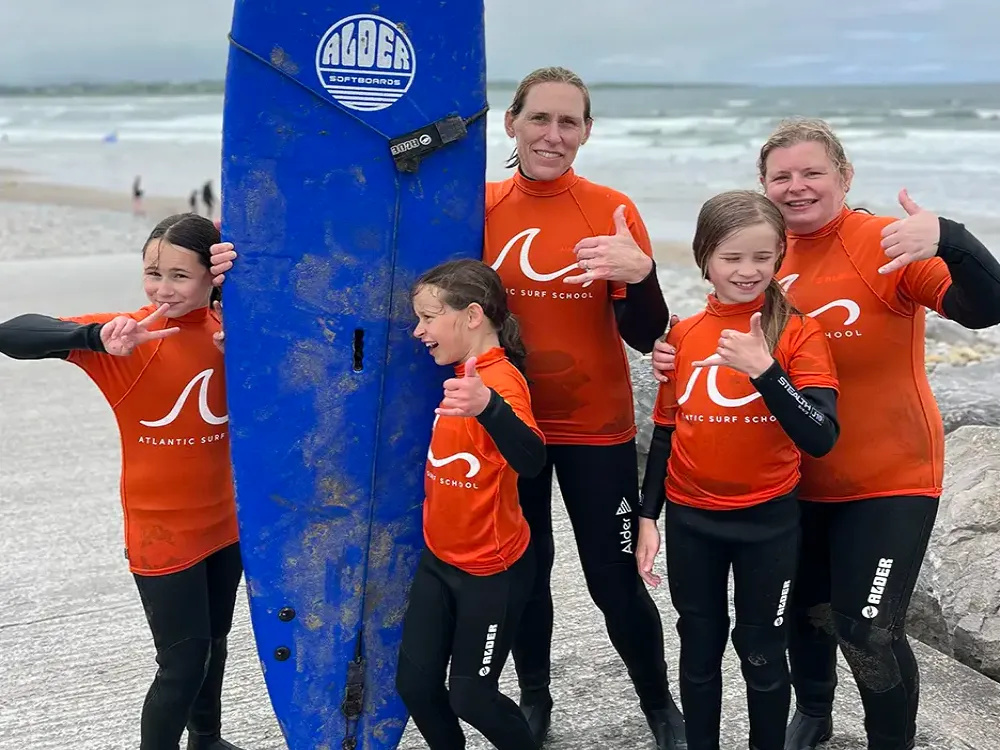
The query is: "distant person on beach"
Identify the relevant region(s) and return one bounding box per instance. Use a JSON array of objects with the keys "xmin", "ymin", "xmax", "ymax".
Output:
[
  {"xmin": 132, "ymin": 175, "xmax": 144, "ymax": 216},
  {"xmin": 202, "ymin": 180, "xmax": 215, "ymax": 219},
  {"xmin": 650, "ymin": 117, "xmax": 1000, "ymax": 750},
  {"xmin": 637, "ymin": 190, "xmax": 840, "ymax": 750},
  {"xmin": 396, "ymin": 259, "xmax": 544, "ymax": 750},
  {"xmin": 190, "ymin": 189, "xmax": 200, "ymax": 215},
  {"xmin": 0, "ymin": 214, "xmax": 247, "ymax": 750},
  {"xmin": 206, "ymin": 66, "xmax": 683, "ymax": 749}
]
